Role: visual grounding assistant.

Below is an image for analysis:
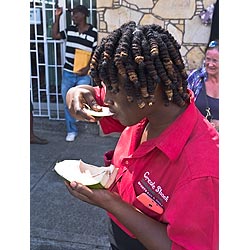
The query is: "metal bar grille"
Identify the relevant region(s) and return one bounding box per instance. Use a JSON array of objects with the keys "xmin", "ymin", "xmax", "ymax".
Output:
[{"xmin": 30, "ymin": 0, "xmax": 96, "ymax": 120}]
